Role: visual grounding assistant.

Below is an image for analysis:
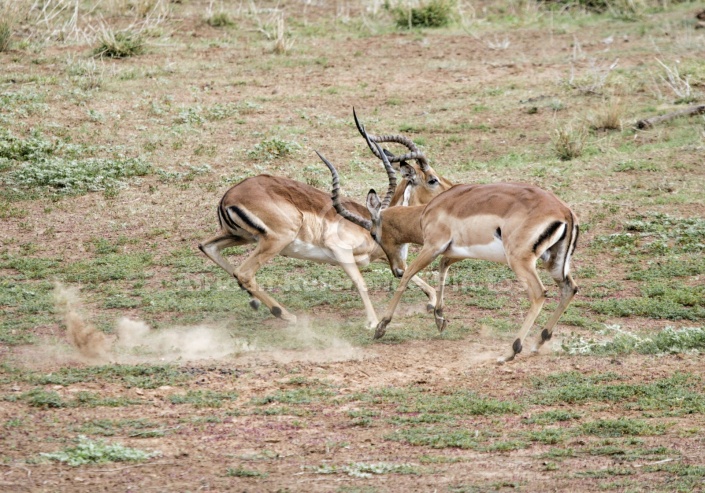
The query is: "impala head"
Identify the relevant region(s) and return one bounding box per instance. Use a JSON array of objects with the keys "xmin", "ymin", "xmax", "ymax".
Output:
[
  {"xmin": 317, "ymin": 147, "xmax": 409, "ymax": 279},
  {"xmin": 353, "ymin": 108, "xmax": 452, "ymax": 206}
]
